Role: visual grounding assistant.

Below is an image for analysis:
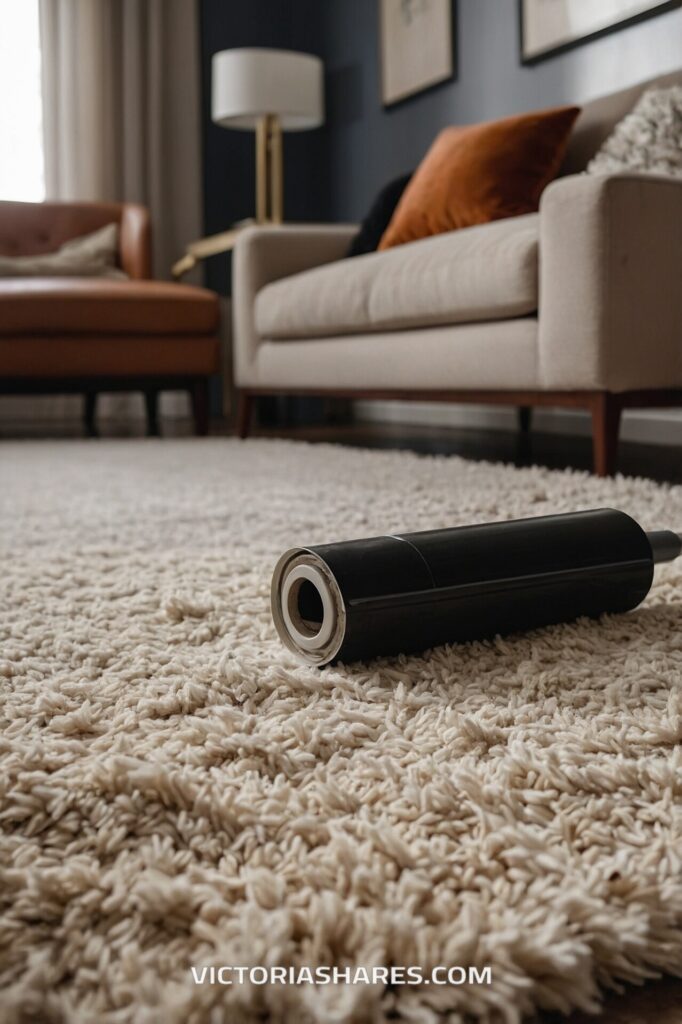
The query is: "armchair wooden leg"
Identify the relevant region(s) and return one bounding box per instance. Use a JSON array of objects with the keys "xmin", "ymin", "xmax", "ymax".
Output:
[
  {"xmin": 144, "ymin": 389, "xmax": 160, "ymax": 437},
  {"xmin": 518, "ymin": 406, "xmax": 532, "ymax": 433},
  {"xmin": 84, "ymin": 392, "xmax": 98, "ymax": 438},
  {"xmin": 191, "ymin": 378, "xmax": 210, "ymax": 436},
  {"xmin": 235, "ymin": 391, "xmax": 253, "ymax": 439},
  {"xmin": 591, "ymin": 392, "xmax": 622, "ymax": 477}
]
